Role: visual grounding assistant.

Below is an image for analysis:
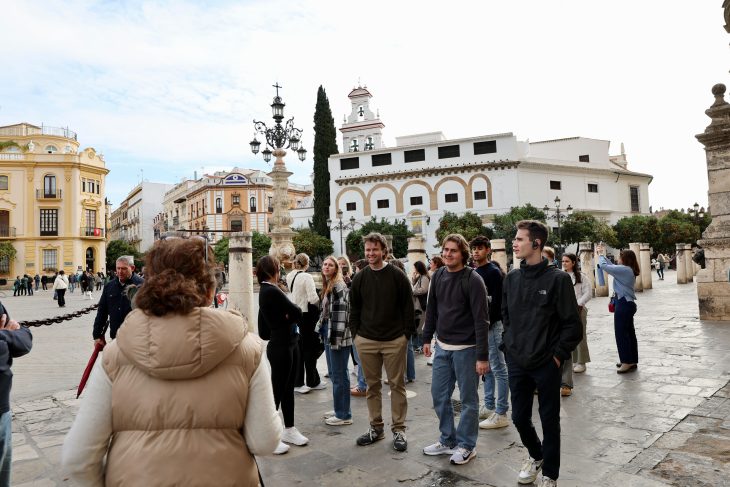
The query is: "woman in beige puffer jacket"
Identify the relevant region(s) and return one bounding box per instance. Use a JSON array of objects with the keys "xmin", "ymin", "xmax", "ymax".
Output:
[{"xmin": 61, "ymin": 238, "xmax": 281, "ymax": 486}]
